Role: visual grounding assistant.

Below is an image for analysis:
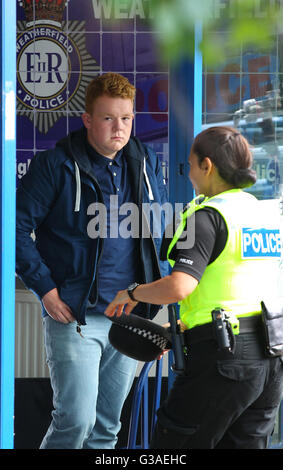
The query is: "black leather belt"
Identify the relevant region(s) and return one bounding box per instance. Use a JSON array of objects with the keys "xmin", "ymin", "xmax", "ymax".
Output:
[{"xmin": 183, "ymin": 315, "xmax": 262, "ymax": 346}]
